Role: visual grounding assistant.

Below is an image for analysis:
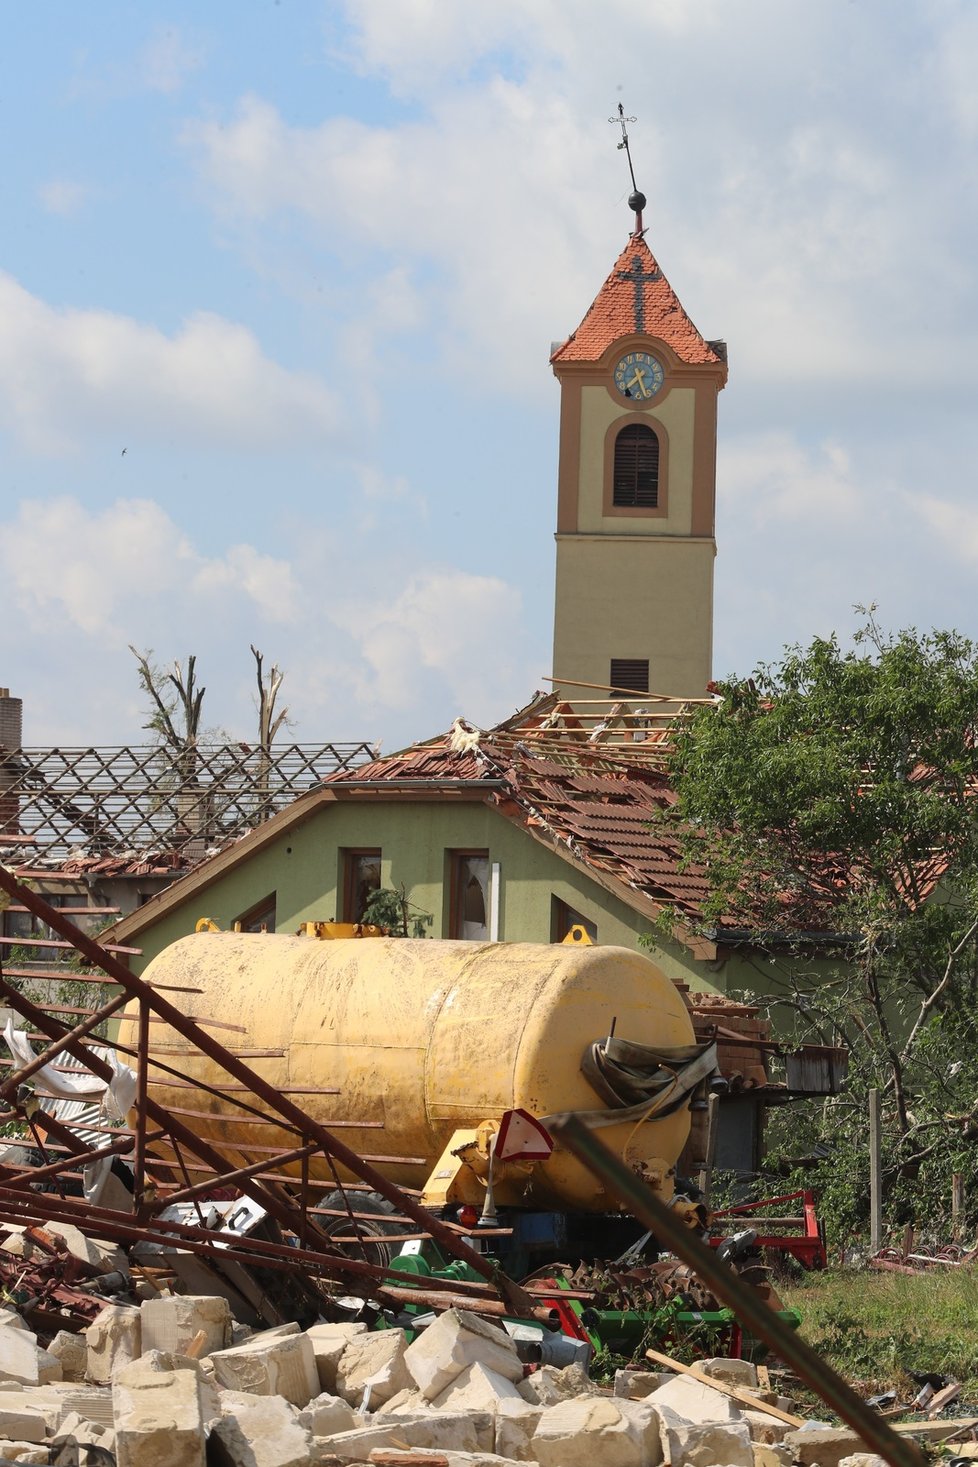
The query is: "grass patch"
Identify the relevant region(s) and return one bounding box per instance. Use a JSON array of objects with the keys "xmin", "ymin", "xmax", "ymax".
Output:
[{"xmin": 780, "ymin": 1267, "xmax": 978, "ymax": 1396}]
